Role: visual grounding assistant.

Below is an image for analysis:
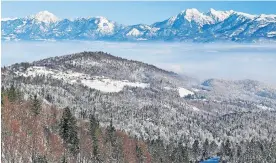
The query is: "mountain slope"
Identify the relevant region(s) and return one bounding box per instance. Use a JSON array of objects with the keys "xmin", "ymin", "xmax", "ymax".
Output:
[
  {"xmin": 2, "ymin": 51, "xmax": 276, "ymax": 147},
  {"xmin": 2, "ymin": 9, "xmax": 276, "ymax": 42},
  {"xmin": 3, "ymin": 86, "xmax": 276, "ymax": 163}
]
